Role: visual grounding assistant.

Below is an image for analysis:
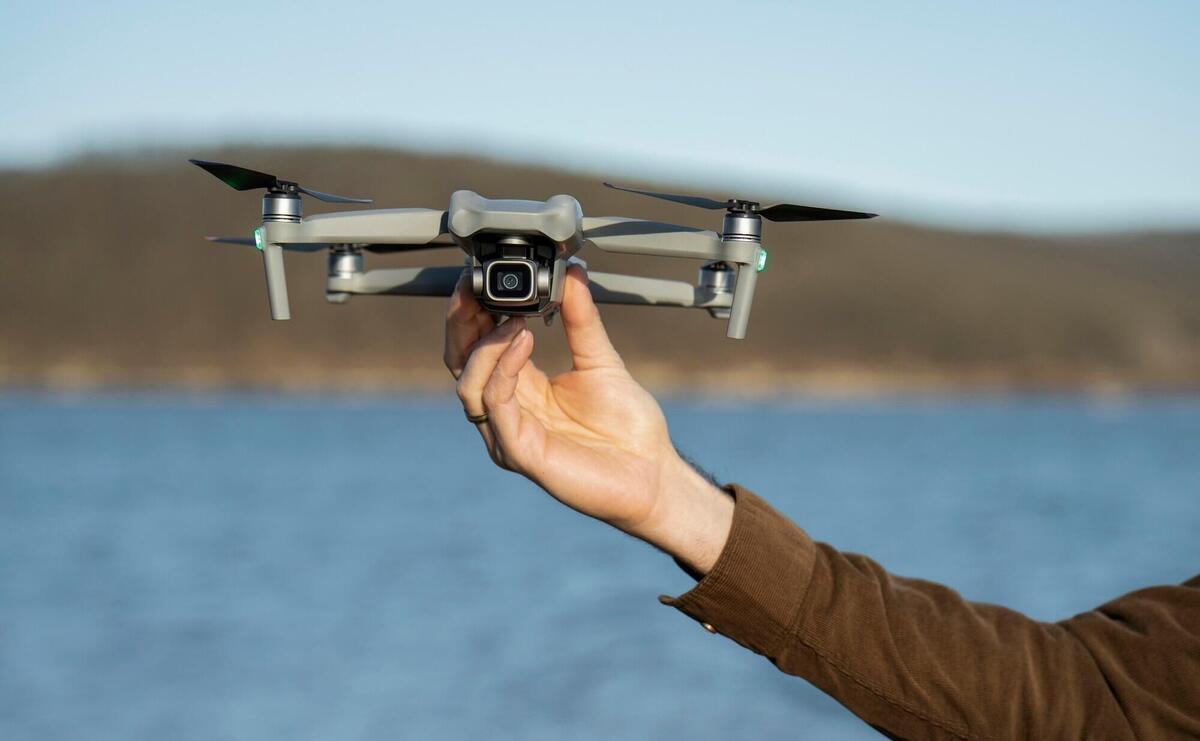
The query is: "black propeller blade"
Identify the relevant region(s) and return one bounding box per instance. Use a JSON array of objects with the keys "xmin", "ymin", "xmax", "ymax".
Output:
[
  {"xmin": 189, "ymin": 159, "xmax": 373, "ymax": 204},
  {"xmin": 603, "ymin": 182, "xmax": 875, "ymax": 222},
  {"xmin": 602, "ymin": 182, "xmax": 729, "ymax": 210},
  {"xmin": 205, "ymin": 235, "xmax": 325, "ymax": 252},
  {"xmin": 205, "ymin": 235, "xmax": 257, "ymax": 246},
  {"xmin": 756, "ymin": 203, "xmax": 877, "ymax": 222}
]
